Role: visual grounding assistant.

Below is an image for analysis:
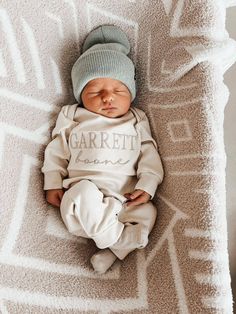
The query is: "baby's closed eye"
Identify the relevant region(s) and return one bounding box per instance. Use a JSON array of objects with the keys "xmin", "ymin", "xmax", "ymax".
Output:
[
  {"xmin": 115, "ymin": 89, "xmax": 128, "ymax": 93},
  {"xmin": 88, "ymin": 91, "xmax": 100, "ymax": 95}
]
